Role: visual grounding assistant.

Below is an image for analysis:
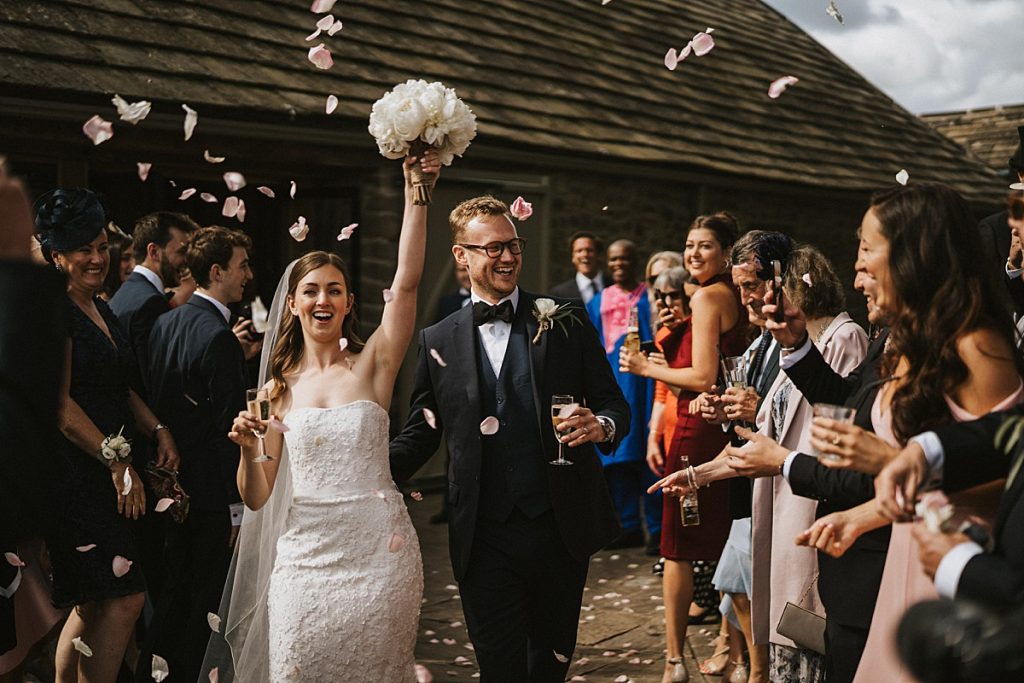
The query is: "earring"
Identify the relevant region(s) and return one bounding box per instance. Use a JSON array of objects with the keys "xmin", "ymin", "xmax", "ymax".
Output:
[{"xmin": 54, "ymin": 262, "xmax": 64, "ymax": 273}]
